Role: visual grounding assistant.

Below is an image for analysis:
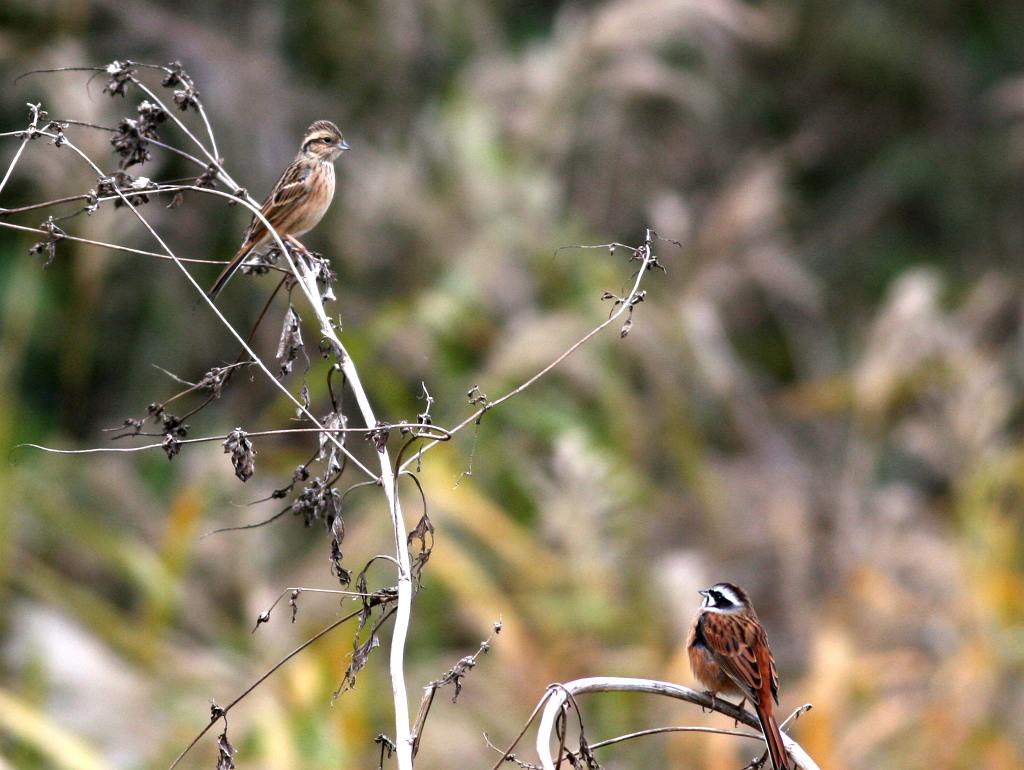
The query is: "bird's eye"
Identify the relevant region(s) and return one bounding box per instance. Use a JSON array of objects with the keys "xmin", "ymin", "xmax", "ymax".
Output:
[{"xmin": 321, "ymin": 137, "xmax": 333, "ymax": 143}]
